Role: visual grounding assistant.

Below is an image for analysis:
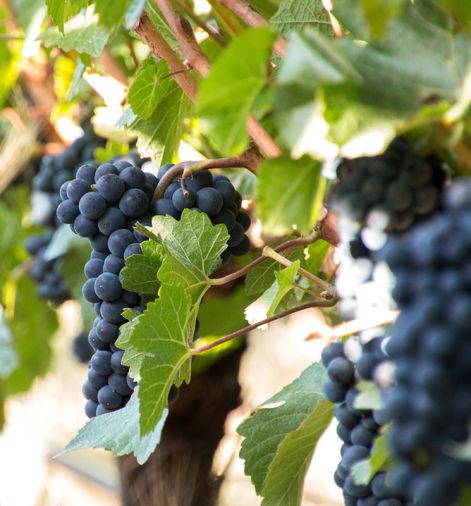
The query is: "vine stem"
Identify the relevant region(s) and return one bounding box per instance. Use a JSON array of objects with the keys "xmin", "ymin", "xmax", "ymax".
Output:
[
  {"xmin": 217, "ymin": 0, "xmax": 286, "ymax": 56},
  {"xmin": 263, "ymin": 246, "xmax": 336, "ymax": 297},
  {"xmin": 191, "ymin": 299, "xmax": 337, "ymax": 354},
  {"xmin": 152, "ymin": 155, "xmax": 253, "ymax": 203},
  {"xmin": 210, "ymin": 231, "xmax": 320, "ymax": 286}
]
